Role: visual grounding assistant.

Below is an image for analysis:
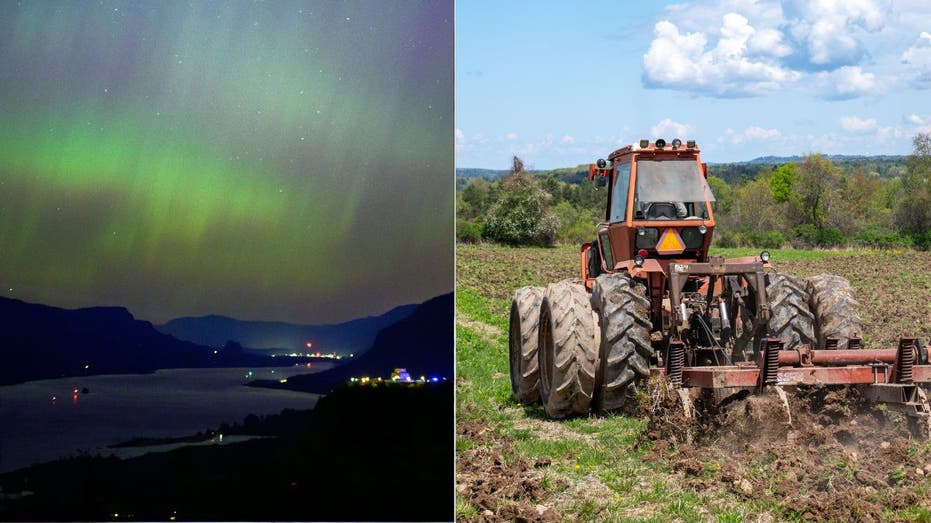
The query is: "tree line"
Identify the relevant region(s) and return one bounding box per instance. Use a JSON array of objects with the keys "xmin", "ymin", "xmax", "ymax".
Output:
[{"xmin": 457, "ymin": 134, "xmax": 931, "ymax": 250}]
